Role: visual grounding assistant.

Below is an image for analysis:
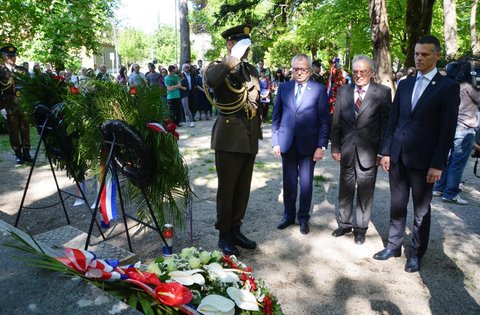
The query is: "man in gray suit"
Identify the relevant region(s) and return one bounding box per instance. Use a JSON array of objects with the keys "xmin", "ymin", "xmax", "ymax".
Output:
[{"xmin": 330, "ymin": 55, "xmax": 391, "ymax": 244}]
